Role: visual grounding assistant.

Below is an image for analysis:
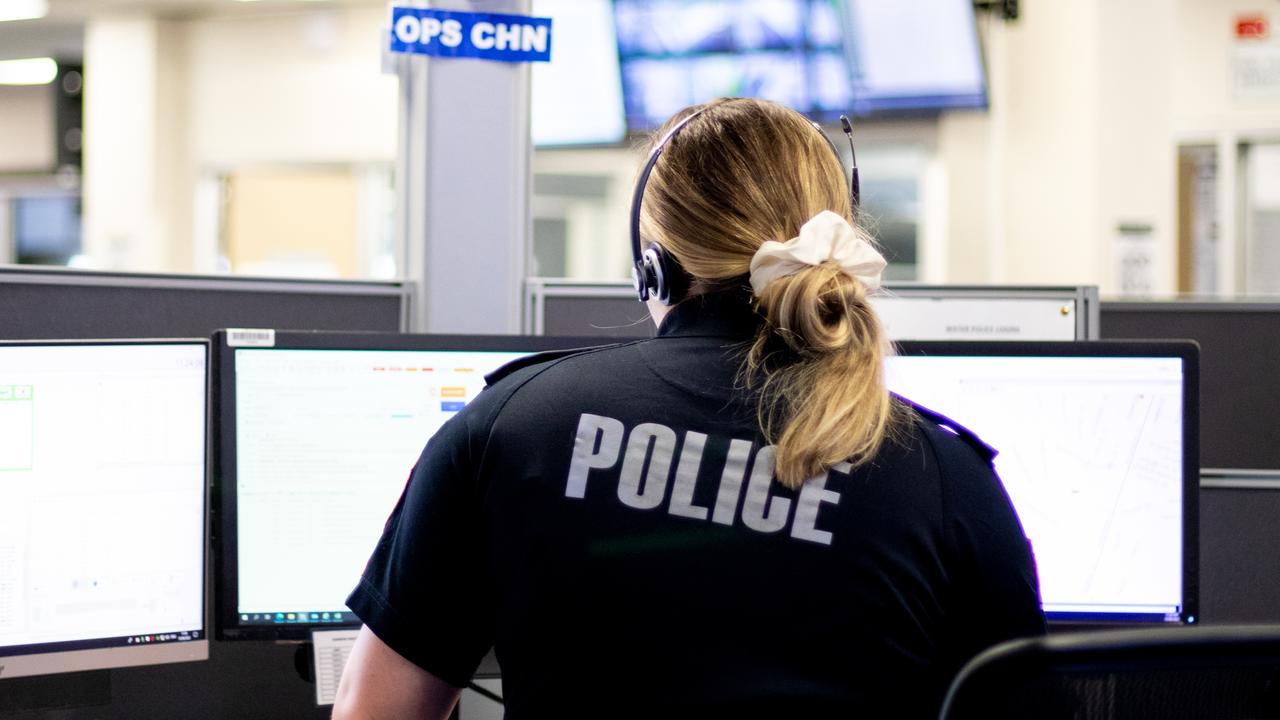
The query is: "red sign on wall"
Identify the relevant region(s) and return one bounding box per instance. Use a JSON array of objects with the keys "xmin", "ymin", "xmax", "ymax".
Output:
[{"xmin": 1237, "ymin": 15, "xmax": 1269, "ymax": 40}]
